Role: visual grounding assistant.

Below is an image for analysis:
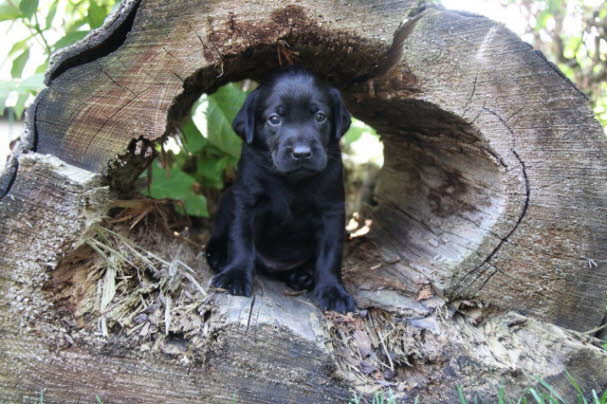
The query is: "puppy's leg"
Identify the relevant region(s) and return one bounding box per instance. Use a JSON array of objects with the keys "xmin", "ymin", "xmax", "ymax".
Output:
[
  {"xmin": 207, "ymin": 187, "xmax": 245, "ymax": 272},
  {"xmin": 312, "ymin": 204, "xmax": 356, "ymax": 313},
  {"xmin": 210, "ymin": 190, "xmax": 257, "ymax": 297},
  {"xmin": 205, "ymin": 191, "xmax": 232, "ymax": 272}
]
